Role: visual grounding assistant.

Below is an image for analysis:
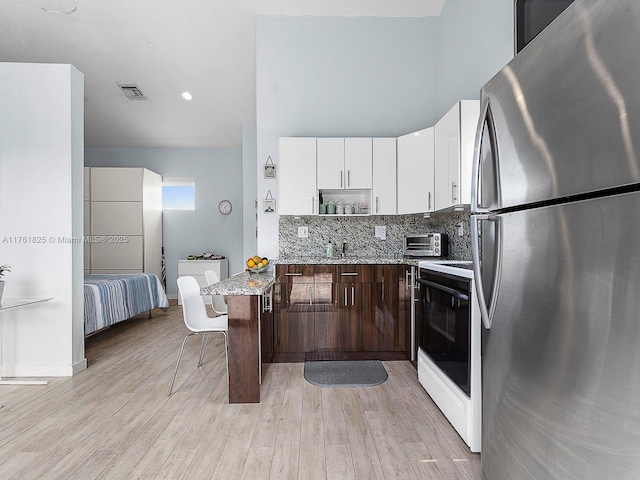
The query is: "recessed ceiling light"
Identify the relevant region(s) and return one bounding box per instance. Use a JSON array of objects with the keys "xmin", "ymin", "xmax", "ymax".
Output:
[{"xmin": 181, "ymin": 91, "xmax": 193, "ymax": 101}]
